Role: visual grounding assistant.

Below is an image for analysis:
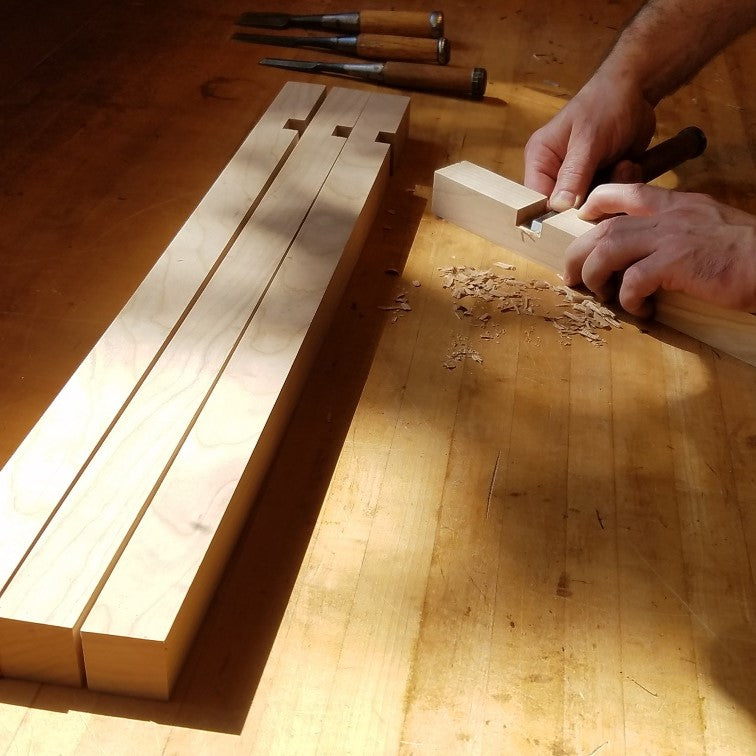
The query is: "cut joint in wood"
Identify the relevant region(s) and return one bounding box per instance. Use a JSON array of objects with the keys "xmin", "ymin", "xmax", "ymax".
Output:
[
  {"xmin": 0, "ymin": 82, "xmax": 409, "ymax": 698},
  {"xmin": 431, "ymin": 161, "xmax": 756, "ymax": 367}
]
